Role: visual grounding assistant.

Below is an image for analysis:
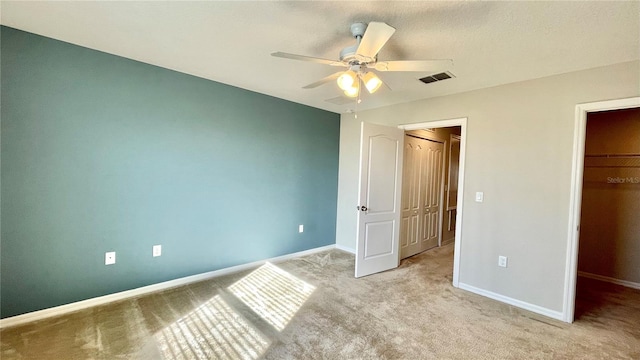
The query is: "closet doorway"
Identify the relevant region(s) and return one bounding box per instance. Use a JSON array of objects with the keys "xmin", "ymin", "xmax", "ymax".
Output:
[
  {"xmin": 565, "ymin": 96, "xmax": 640, "ymax": 322},
  {"xmin": 399, "ymin": 127, "xmax": 461, "ymax": 260},
  {"xmin": 575, "ymin": 107, "xmax": 640, "ymax": 319}
]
